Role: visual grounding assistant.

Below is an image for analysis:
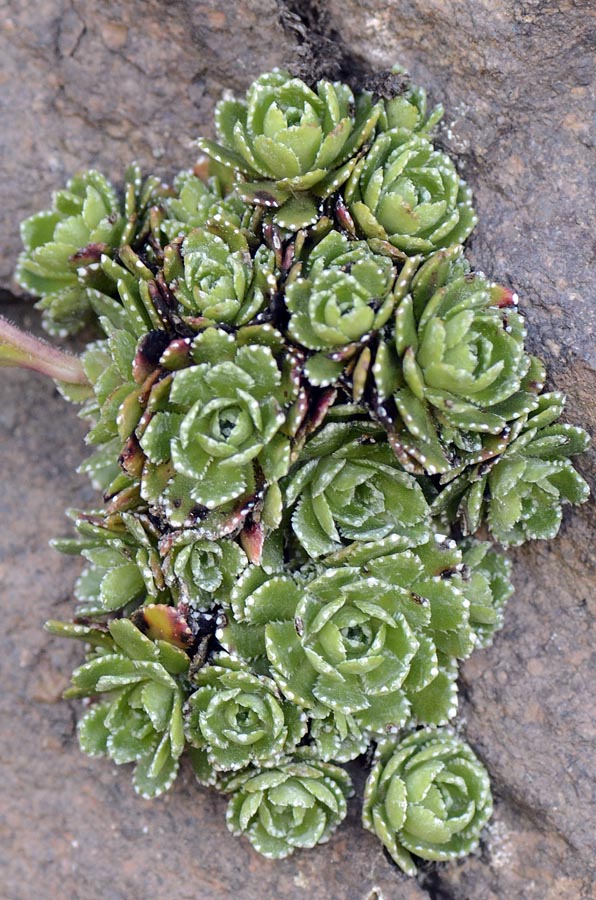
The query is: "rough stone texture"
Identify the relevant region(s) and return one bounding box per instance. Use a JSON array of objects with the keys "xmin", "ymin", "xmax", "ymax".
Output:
[{"xmin": 0, "ymin": 2, "xmax": 595, "ymax": 899}]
